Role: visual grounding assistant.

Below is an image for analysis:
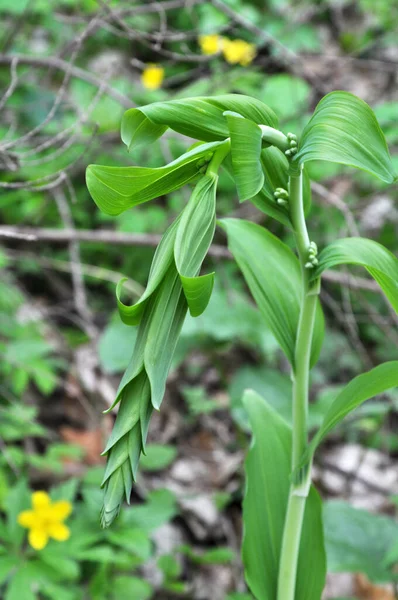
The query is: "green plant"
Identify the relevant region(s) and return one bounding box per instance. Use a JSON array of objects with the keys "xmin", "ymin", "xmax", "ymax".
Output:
[
  {"xmin": 86, "ymin": 91, "xmax": 397, "ymax": 599},
  {"xmin": 0, "ymin": 475, "xmax": 180, "ymax": 600}
]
